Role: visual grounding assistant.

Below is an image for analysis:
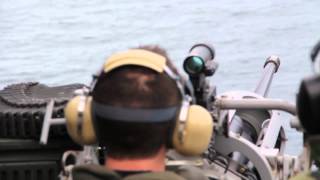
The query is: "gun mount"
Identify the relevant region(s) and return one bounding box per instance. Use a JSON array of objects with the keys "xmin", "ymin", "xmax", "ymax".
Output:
[{"xmin": 177, "ymin": 45, "xmax": 300, "ymax": 180}]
